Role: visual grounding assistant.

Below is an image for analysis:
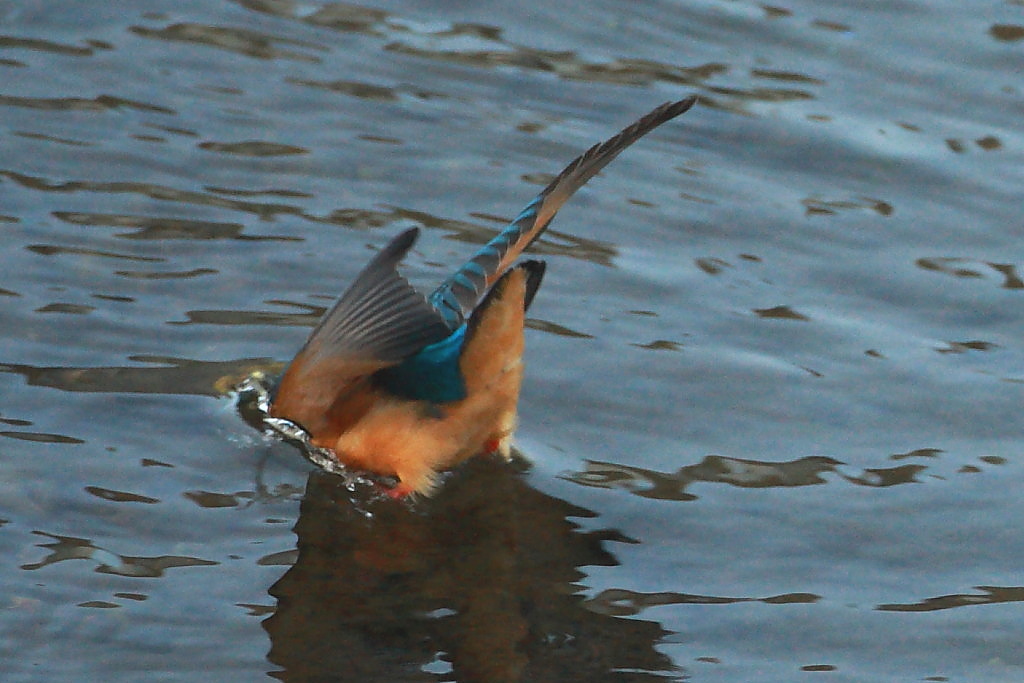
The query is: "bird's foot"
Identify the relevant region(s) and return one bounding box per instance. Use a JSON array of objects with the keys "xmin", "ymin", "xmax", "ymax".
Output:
[{"xmin": 382, "ymin": 481, "xmax": 415, "ymax": 500}]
